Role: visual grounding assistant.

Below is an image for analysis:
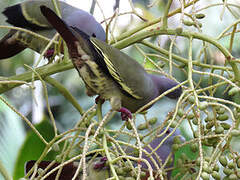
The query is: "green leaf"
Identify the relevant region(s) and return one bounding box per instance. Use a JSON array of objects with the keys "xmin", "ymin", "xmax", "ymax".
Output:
[
  {"xmin": 13, "ymin": 120, "xmax": 57, "ymax": 179},
  {"xmin": 0, "ymin": 96, "xmax": 25, "ymax": 180}
]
